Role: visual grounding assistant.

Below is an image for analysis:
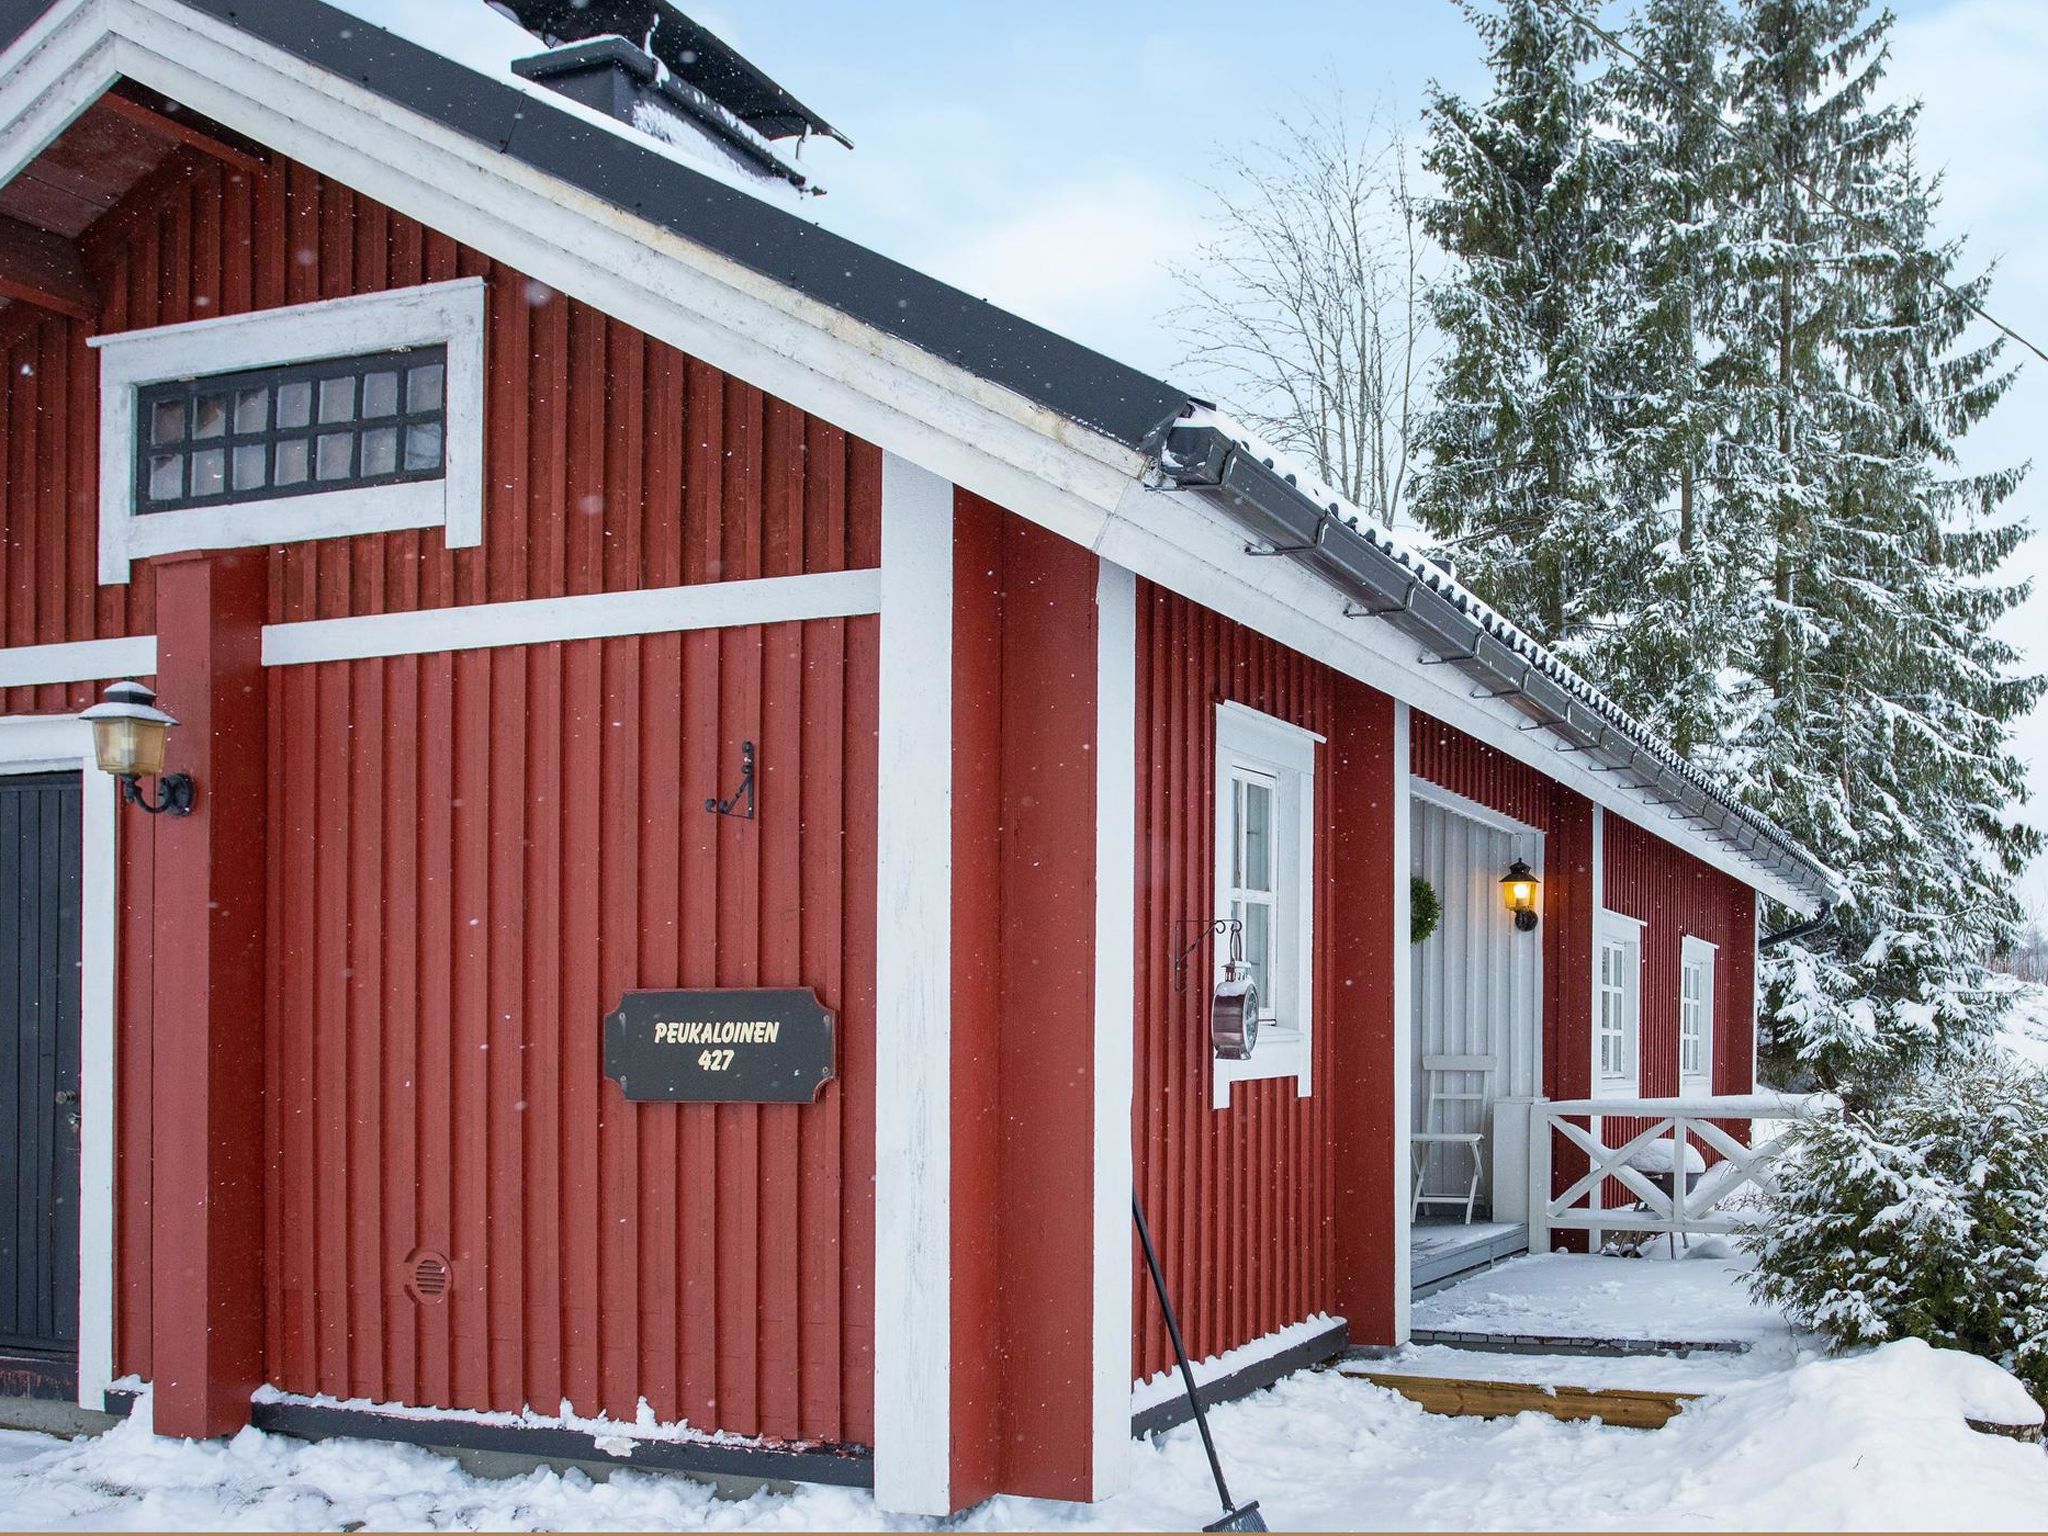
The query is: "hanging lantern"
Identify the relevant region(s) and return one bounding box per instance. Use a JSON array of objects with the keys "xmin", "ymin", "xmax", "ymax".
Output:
[
  {"xmin": 1501, "ymin": 857, "xmax": 1540, "ymax": 932},
  {"xmin": 1210, "ymin": 971, "xmax": 1260, "ymax": 1061}
]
